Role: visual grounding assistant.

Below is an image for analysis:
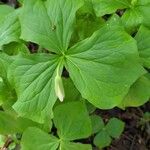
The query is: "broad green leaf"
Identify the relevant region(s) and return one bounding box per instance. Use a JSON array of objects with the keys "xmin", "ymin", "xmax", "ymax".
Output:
[
  {"xmin": 0, "ymin": 5, "xmax": 14, "ymax": 22},
  {"xmin": 8, "ymin": 54, "xmax": 61, "ymax": 123},
  {"xmin": 94, "ymin": 129, "xmax": 111, "ymax": 148},
  {"xmin": 120, "ymin": 74, "xmax": 150, "ymax": 108},
  {"xmin": 135, "ymin": 26, "xmax": 150, "ymax": 68},
  {"xmin": 20, "ymin": 0, "xmax": 83, "ymax": 54},
  {"xmin": 53, "ymin": 101, "xmax": 92, "ymax": 140},
  {"xmin": 90, "ymin": 115, "xmax": 104, "ymax": 134},
  {"xmin": 106, "ymin": 118, "xmax": 125, "ymax": 138},
  {"xmin": 92, "ymin": 0, "xmax": 130, "ymax": 17},
  {"xmin": 0, "ymin": 10, "xmax": 20, "ymax": 47},
  {"xmin": 65, "ymin": 22, "xmax": 145, "ymax": 109},
  {"xmin": 21, "ymin": 127, "xmax": 59, "ymax": 150},
  {"xmin": 60, "ymin": 141, "xmax": 92, "ymax": 150}
]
